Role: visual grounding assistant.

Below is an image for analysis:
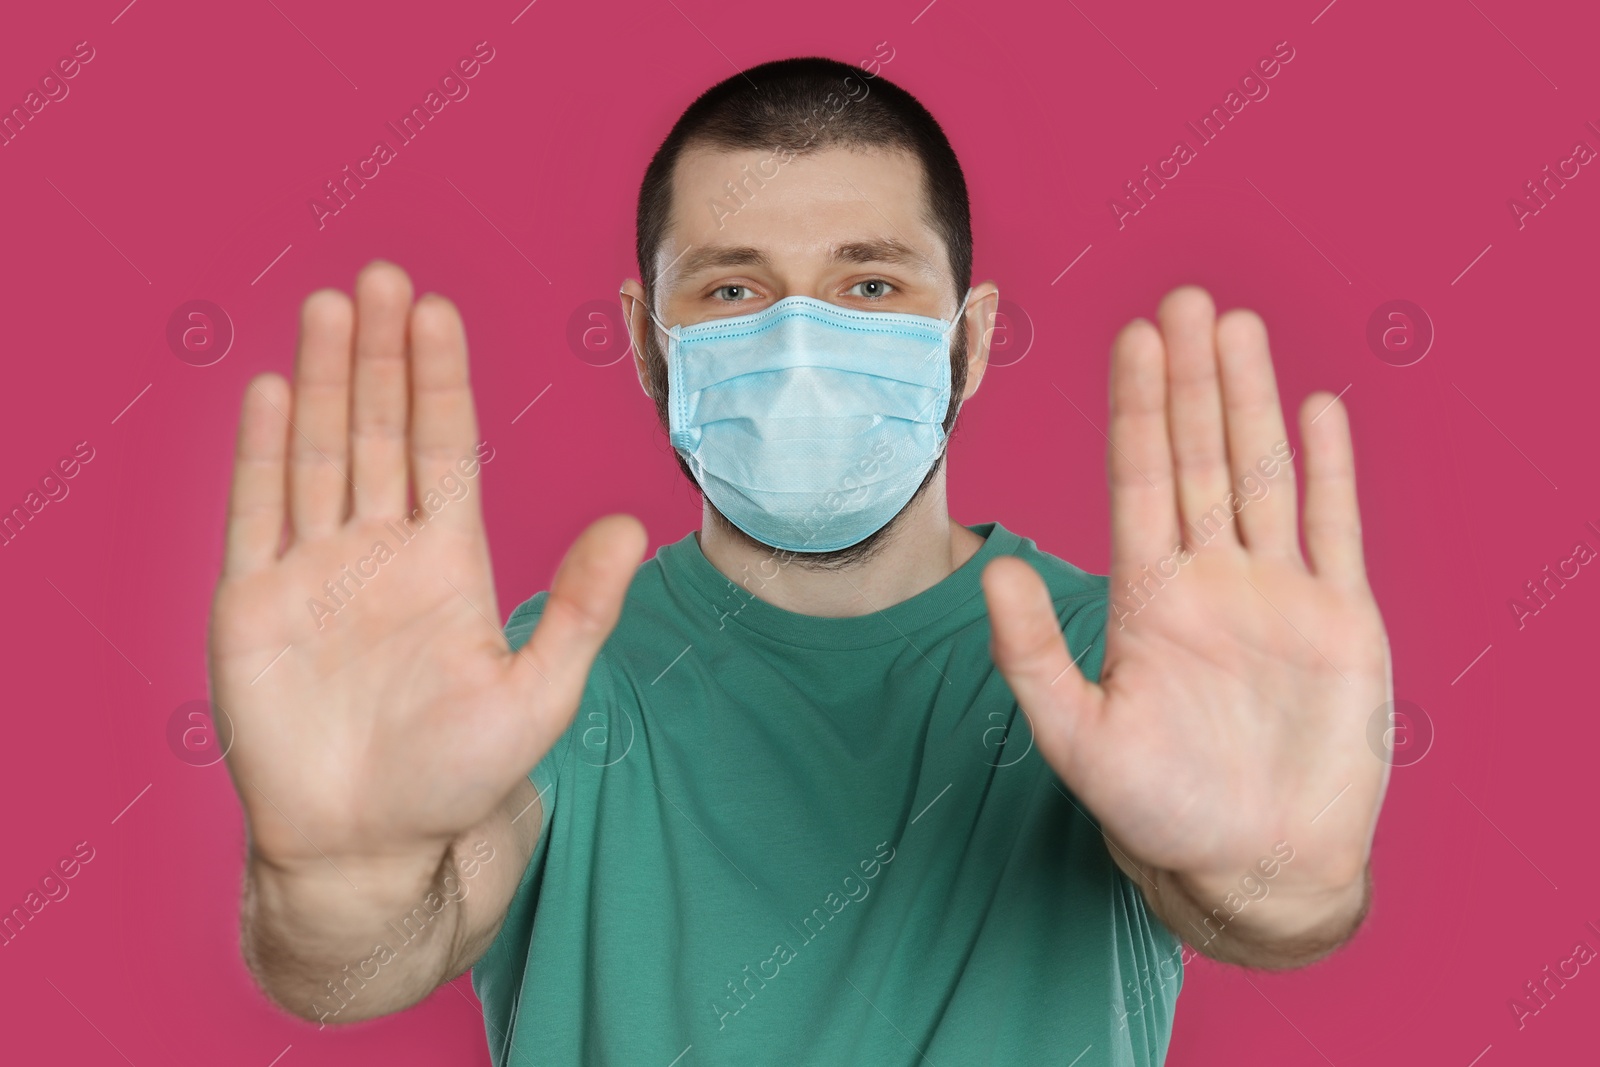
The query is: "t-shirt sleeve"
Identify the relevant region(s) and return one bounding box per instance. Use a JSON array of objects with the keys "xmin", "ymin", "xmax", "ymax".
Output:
[
  {"xmin": 1057, "ymin": 575, "xmax": 1111, "ymax": 685},
  {"xmin": 1054, "ymin": 573, "xmax": 1186, "ymax": 1040},
  {"xmin": 1051, "ymin": 575, "xmax": 1110, "ymax": 829},
  {"xmin": 473, "ymin": 592, "xmax": 613, "ymax": 1064}
]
